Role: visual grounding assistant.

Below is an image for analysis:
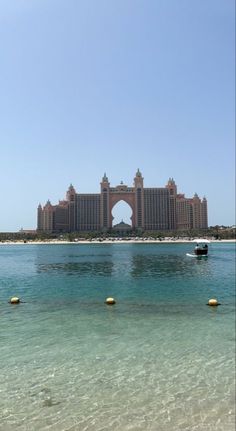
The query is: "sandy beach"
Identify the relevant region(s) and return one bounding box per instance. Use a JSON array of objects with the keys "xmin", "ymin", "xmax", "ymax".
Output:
[{"xmin": 0, "ymin": 239, "xmax": 235, "ymax": 245}]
